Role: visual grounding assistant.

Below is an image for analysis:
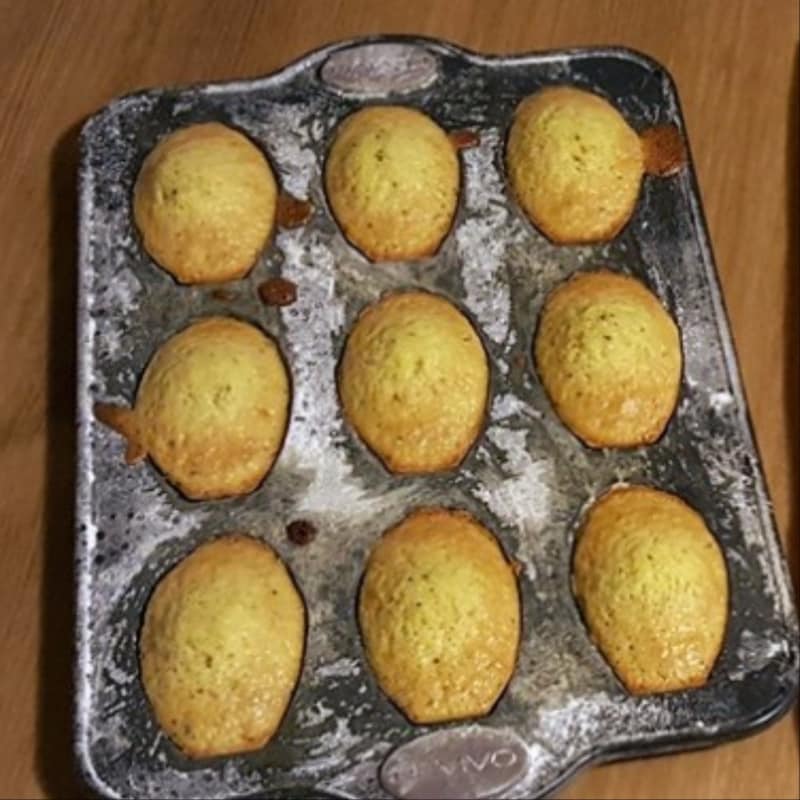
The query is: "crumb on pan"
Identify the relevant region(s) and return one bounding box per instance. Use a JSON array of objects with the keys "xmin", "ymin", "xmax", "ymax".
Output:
[
  {"xmin": 640, "ymin": 124, "xmax": 687, "ymax": 177},
  {"xmin": 448, "ymin": 129, "xmax": 481, "ymax": 150},
  {"xmin": 93, "ymin": 402, "xmax": 146, "ymax": 464},
  {"xmin": 276, "ymin": 193, "xmax": 314, "ymax": 229},
  {"xmin": 287, "ymin": 519, "xmax": 317, "ymax": 546},
  {"xmin": 258, "ymin": 277, "xmax": 298, "ymax": 307},
  {"xmin": 211, "ymin": 288, "xmax": 237, "ymax": 302}
]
